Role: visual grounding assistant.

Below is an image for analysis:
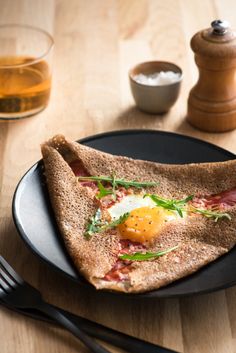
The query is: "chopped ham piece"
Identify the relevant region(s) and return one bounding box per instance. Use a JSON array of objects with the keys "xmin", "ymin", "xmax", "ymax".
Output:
[{"xmin": 193, "ymin": 187, "xmax": 236, "ymax": 210}]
